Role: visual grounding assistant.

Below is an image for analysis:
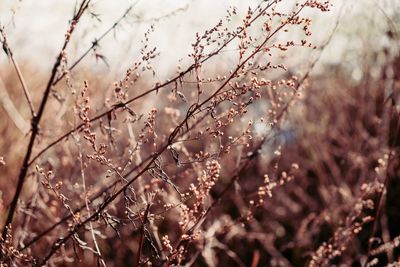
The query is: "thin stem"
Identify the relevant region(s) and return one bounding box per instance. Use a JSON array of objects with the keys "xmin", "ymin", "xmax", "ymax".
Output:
[
  {"xmin": 136, "ymin": 204, "xmax": 151, "ymax": 266},
  {"xmin": 52, "ymin": 3, "xmax": 137, "ymax": 86},
  {"xmin": 27, "ymin": 0, "xmax": 279, "ymax": 168},
  {"xmin": 0, "ymin": 76, "xmax": 30, "ymax": 134},
  {"xmin": 0, "ymin": 0, "xmax": 91, "ymax": 252},
  {"xmin": 0, "ymin": 27, "xmax": 35, "ymax": 117},
  {"xmin": 37, "ymin": 2, "xmax": 294, "ymax": 263}
]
